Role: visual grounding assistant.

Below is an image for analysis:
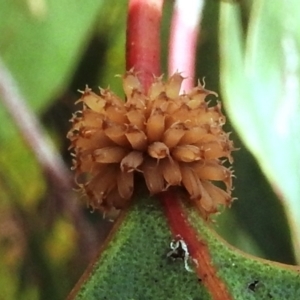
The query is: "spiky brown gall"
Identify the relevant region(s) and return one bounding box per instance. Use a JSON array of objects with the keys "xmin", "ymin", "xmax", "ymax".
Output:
[{"xmin": 67, "ymin": 71, "xmax": 235, "ymax": 217}]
